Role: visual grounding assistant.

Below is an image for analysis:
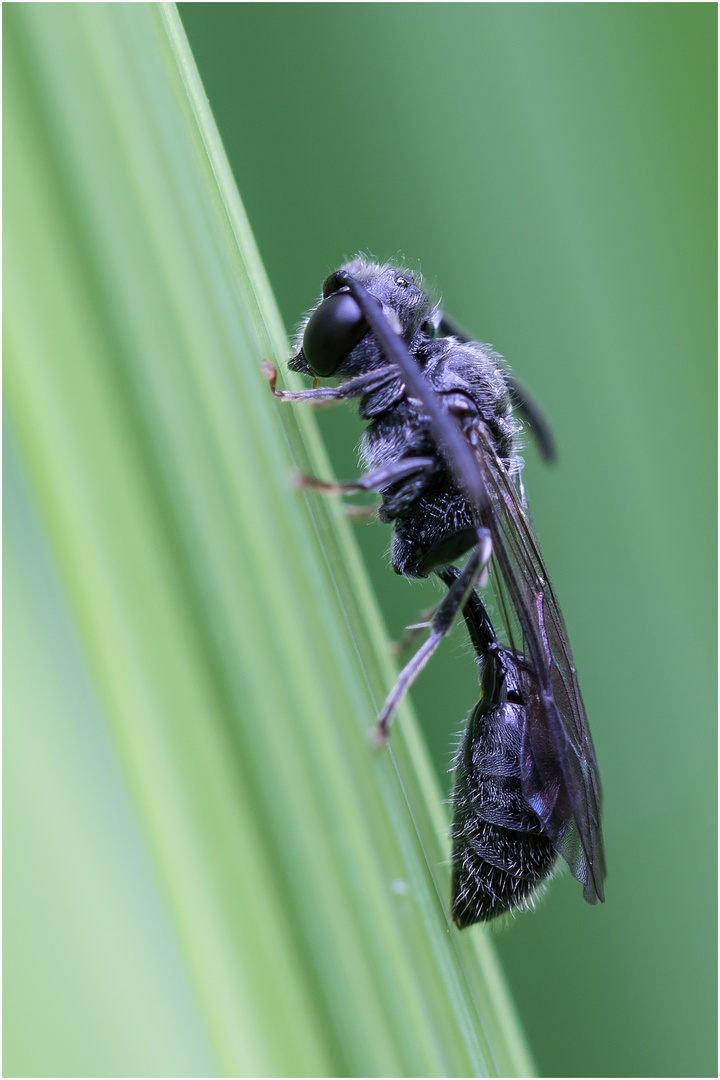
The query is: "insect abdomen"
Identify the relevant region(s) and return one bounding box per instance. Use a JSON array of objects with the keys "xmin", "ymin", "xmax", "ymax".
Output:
[{"xmin": 451, "ymin": 700, "xmax": 557, "ymax": 927}]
